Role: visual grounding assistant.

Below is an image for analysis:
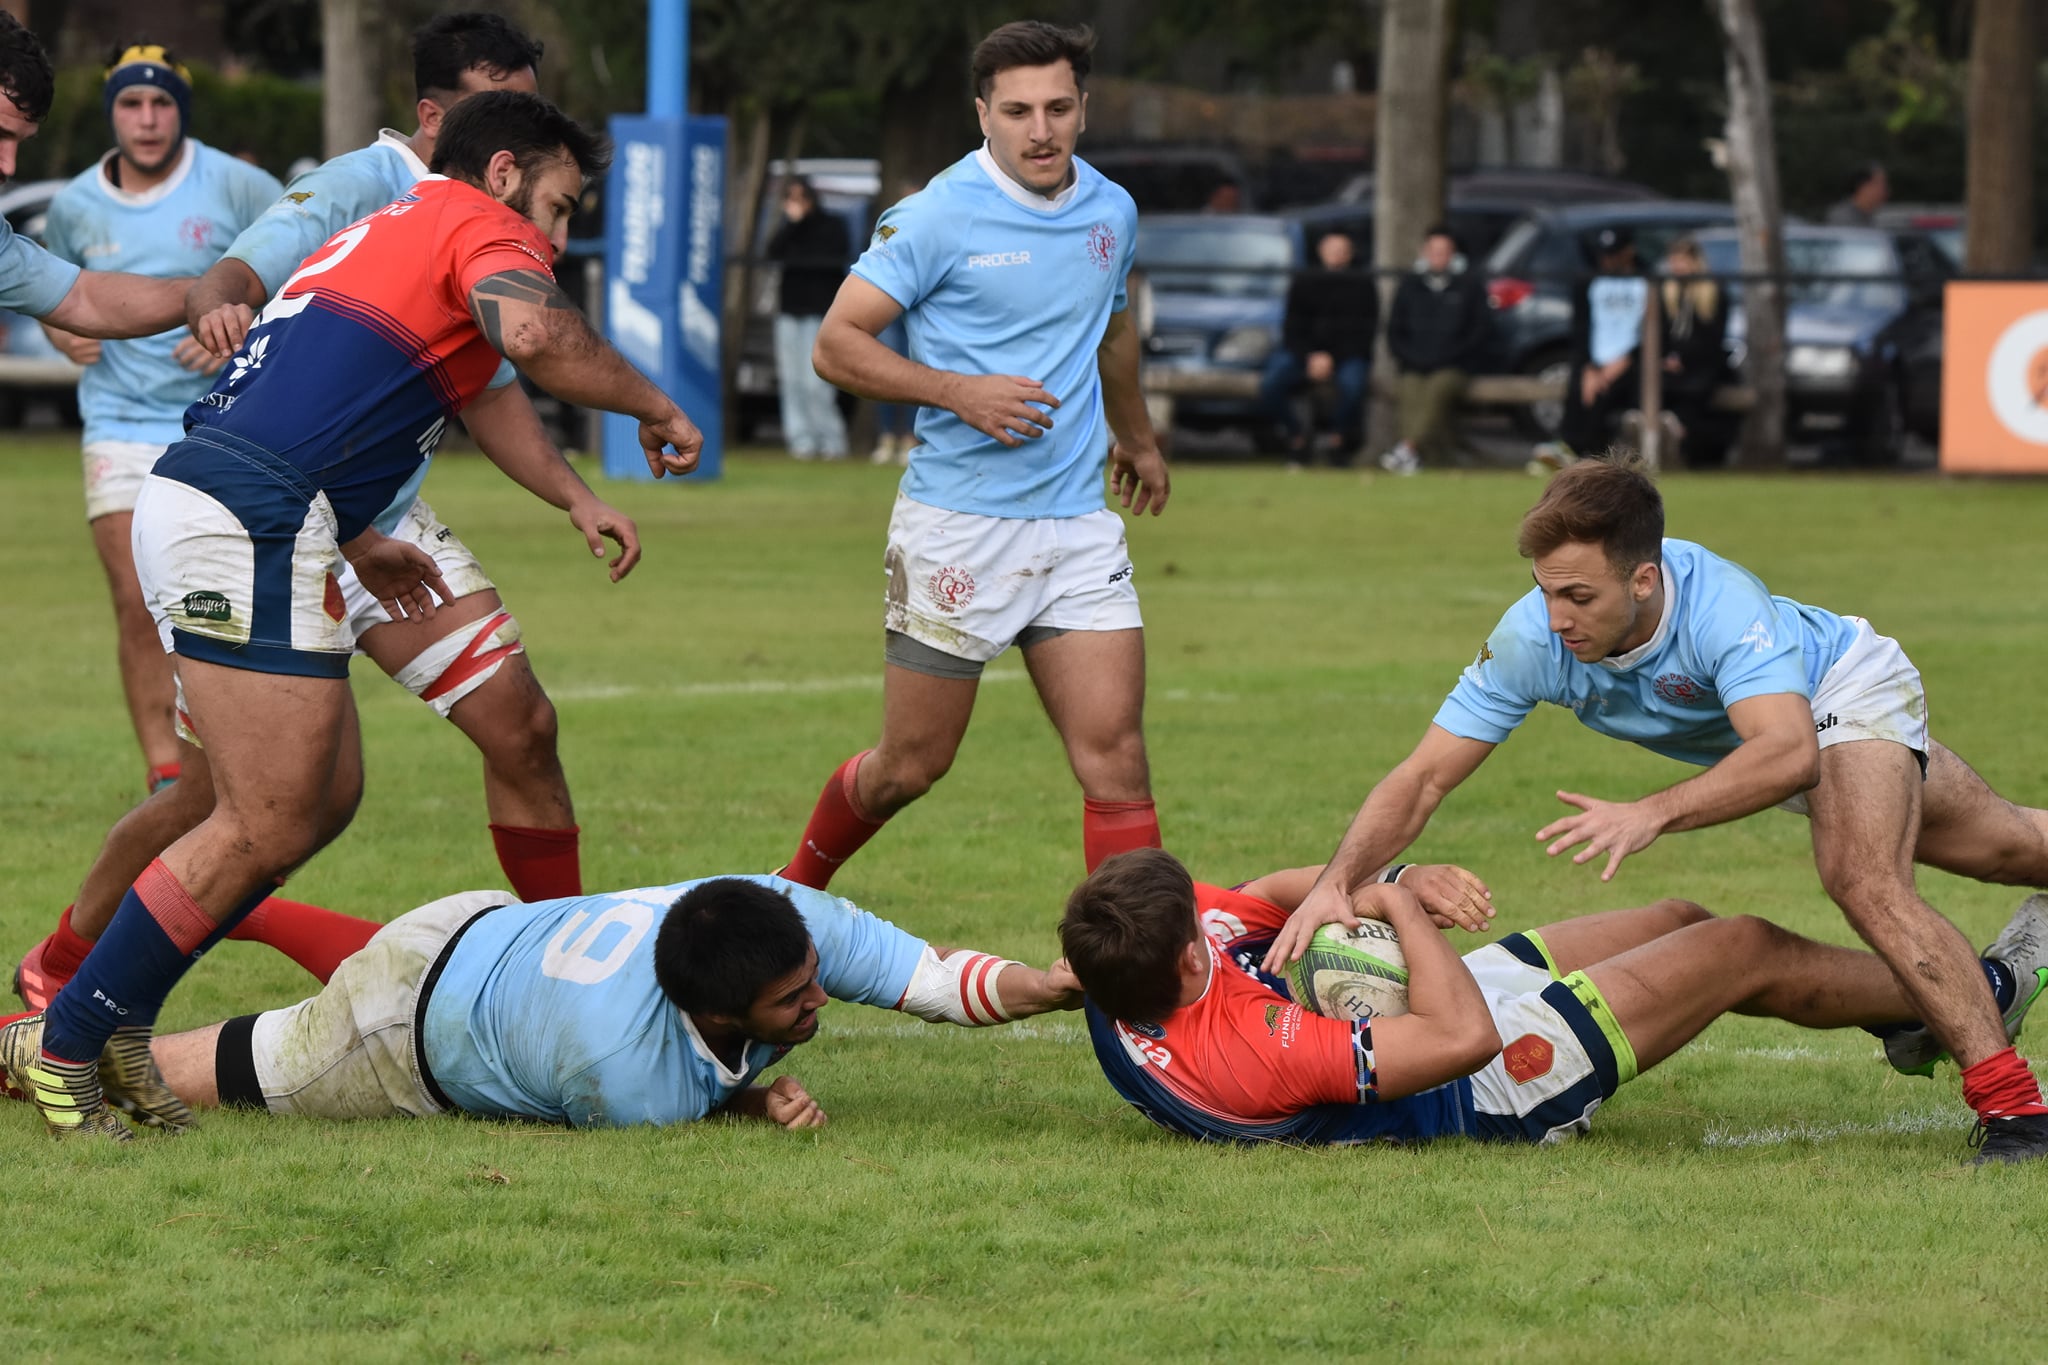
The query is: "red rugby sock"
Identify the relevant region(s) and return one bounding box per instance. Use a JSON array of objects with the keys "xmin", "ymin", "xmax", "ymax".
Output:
[
  {"xmin": 41, "ymin": 906, "xmax": 96, "ymax": 980},
  {"xmin": 1083, "ymin": 798, "xmax": 1161, "ymax": 872},
  {"xmin": 784, "ymin": 751, "xmax": 886, "ymax": 890},
  {"xmin": 225, "ymin": 898, "xmax": 383, "ymax": 985},
  {"xmin": 488, "ymin": 824, "xmax": 583, "ymax": 902},
  {"xmin": 1961, "ymin": 1046, "xmax": 2048, "ymax": 1120}
]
